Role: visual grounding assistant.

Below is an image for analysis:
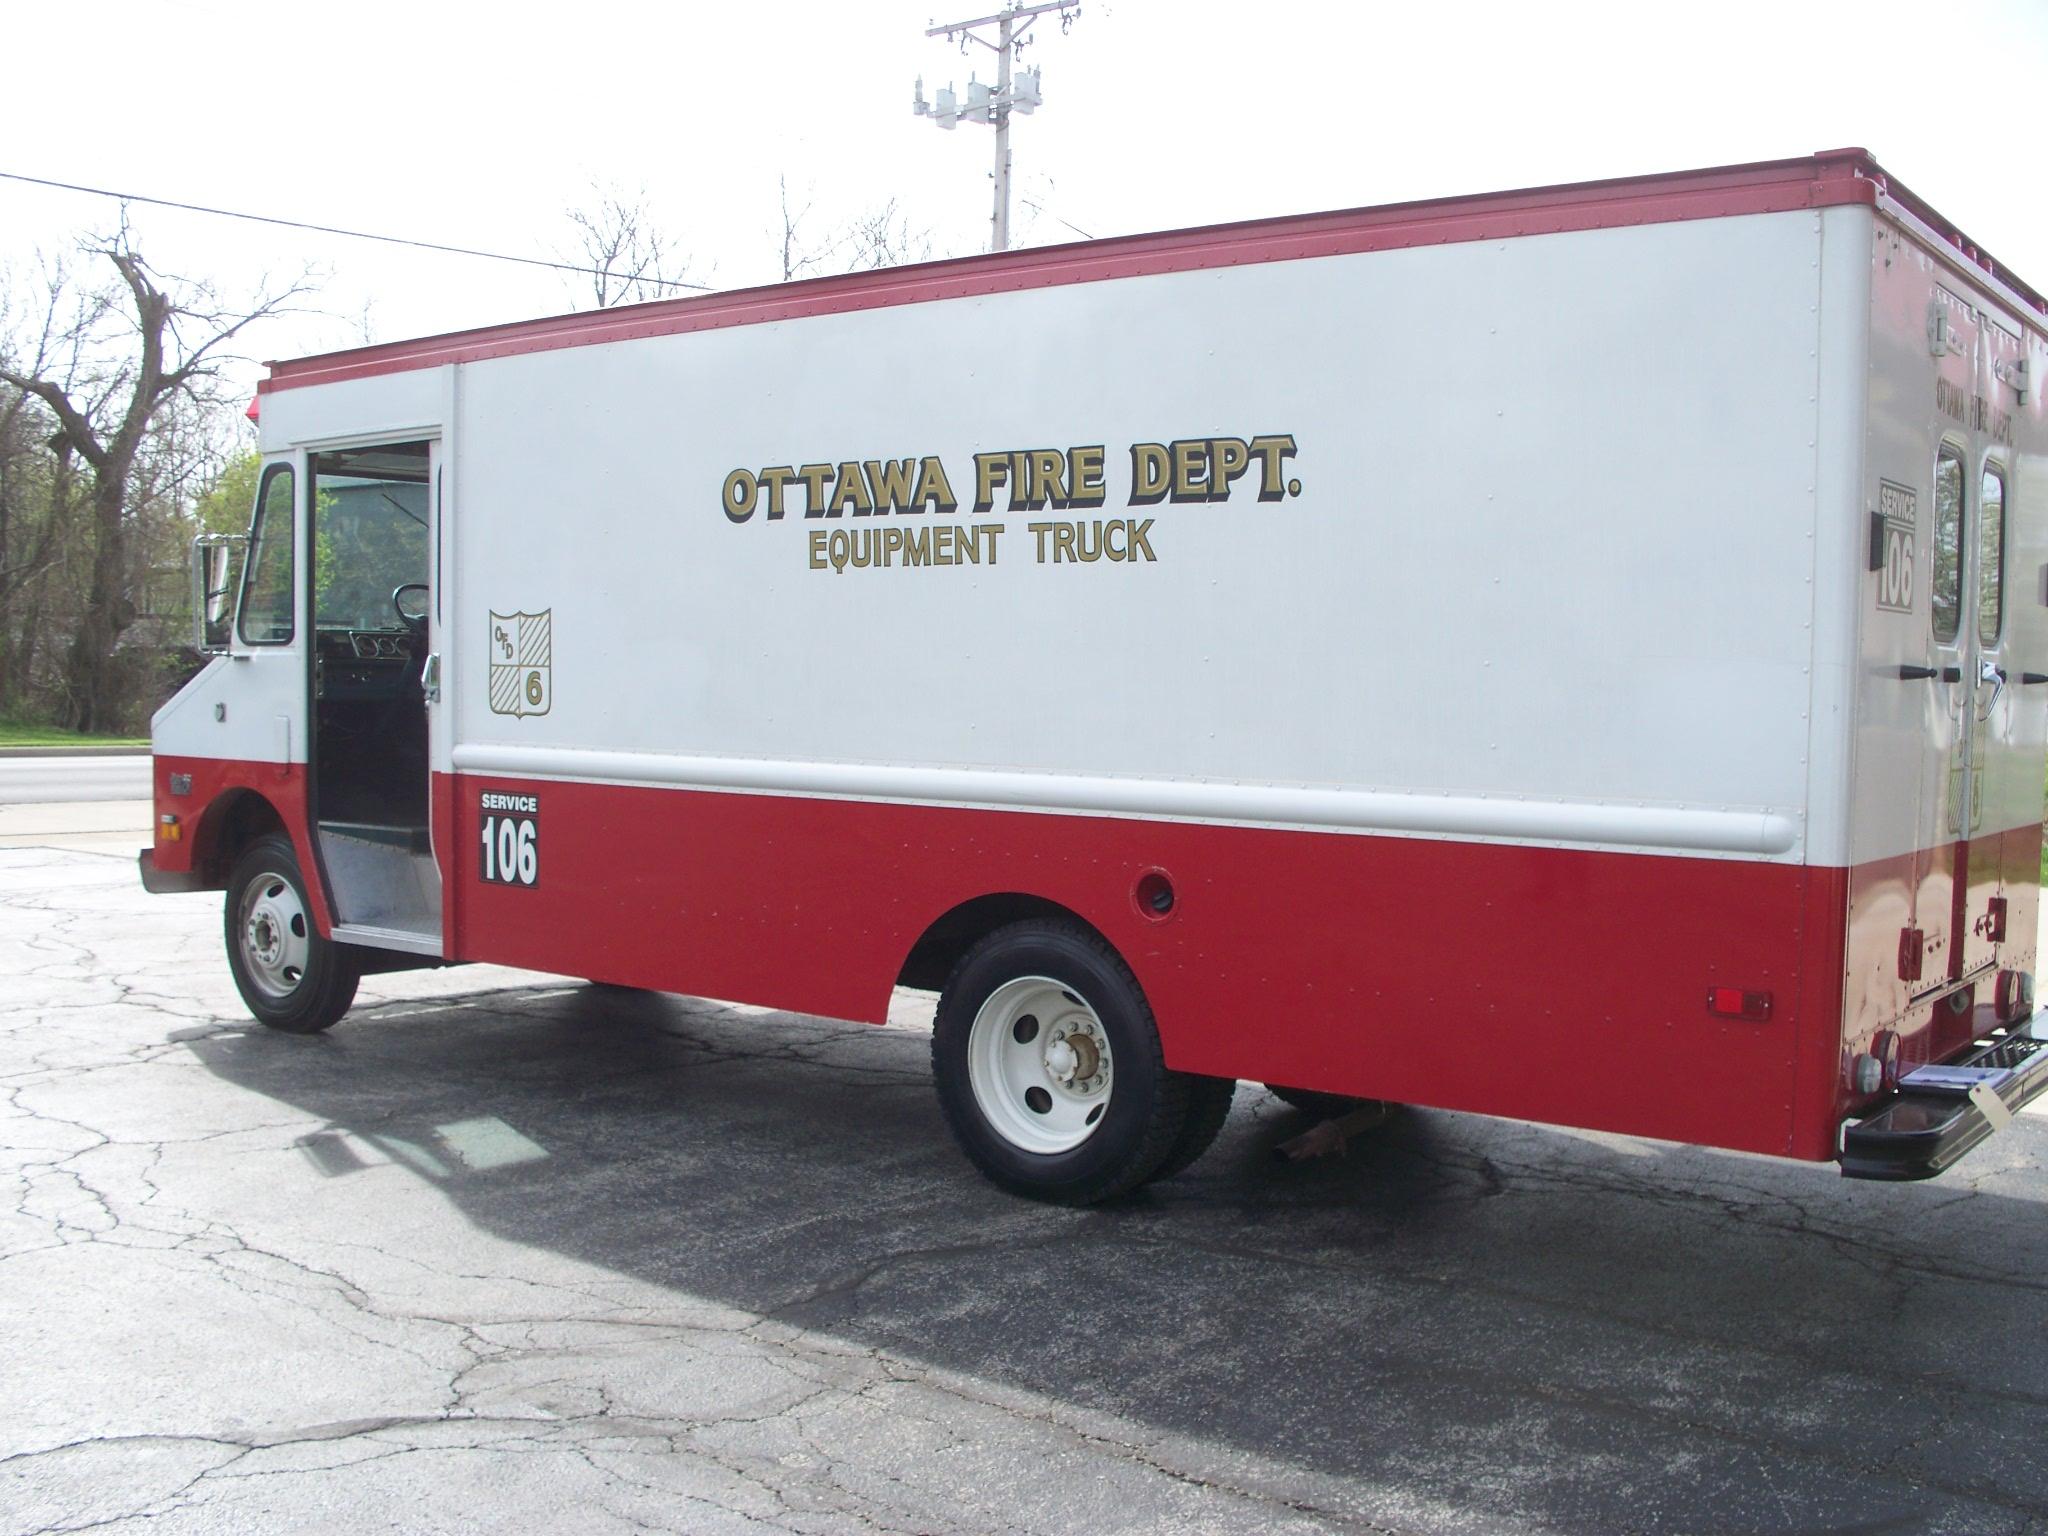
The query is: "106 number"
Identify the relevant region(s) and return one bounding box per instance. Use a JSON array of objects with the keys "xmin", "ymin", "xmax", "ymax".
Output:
[{"xmin": 480, "ymin": 814, "xmax": 538, "ymax": 886}]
